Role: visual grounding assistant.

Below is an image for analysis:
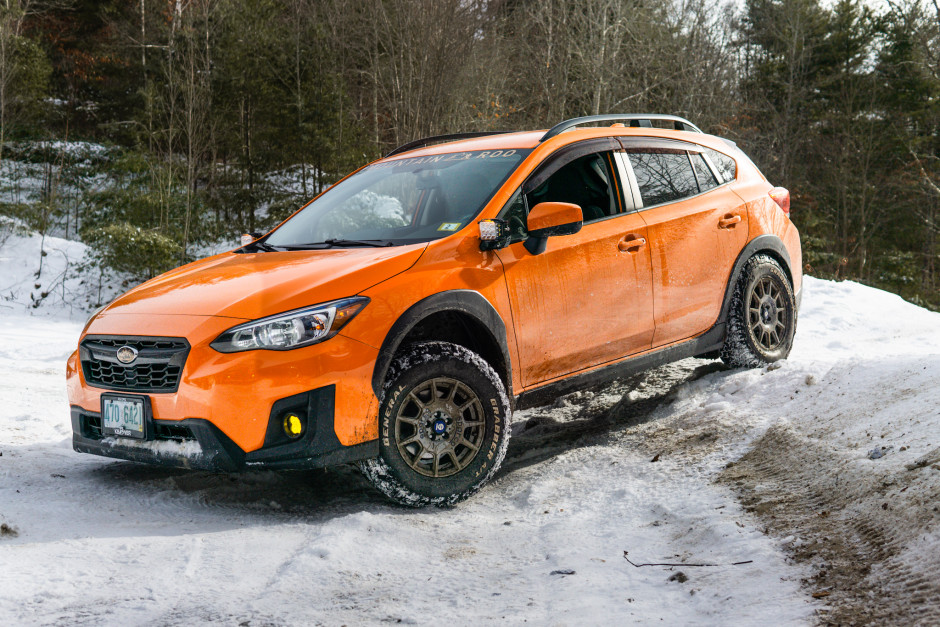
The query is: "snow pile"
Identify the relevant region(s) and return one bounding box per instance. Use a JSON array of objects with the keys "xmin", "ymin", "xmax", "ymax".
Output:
[
  {"xmin": 0, "ymin": 219, "xmax": 124, "ymax": 318},
  {"xmin": 263, "ymin": 163, "xmax": 324, "ymax": 198}
]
